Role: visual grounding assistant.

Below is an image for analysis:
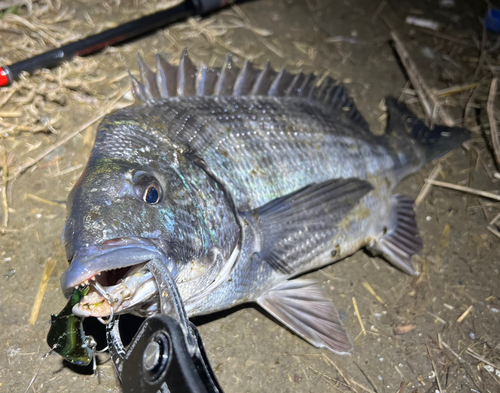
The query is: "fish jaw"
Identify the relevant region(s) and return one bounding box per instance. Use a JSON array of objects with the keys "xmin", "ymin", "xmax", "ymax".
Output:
[
  {"xmin": 71, "ymin": 267, "xmax": 158, "ymax": 318},
  {"xmin": 60, "ymin": 237, "xmax": 172, "ymax": 301}
]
